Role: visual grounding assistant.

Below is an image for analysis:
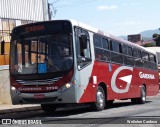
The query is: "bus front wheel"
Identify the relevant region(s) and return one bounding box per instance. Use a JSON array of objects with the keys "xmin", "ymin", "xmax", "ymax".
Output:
[
  {"xmin": 41, "ymin": 104, "xmax": 57, "ymax": 114},
  {"xmin": 91, "ymin": 86, "xmax": 105, "ymax": 111}
]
